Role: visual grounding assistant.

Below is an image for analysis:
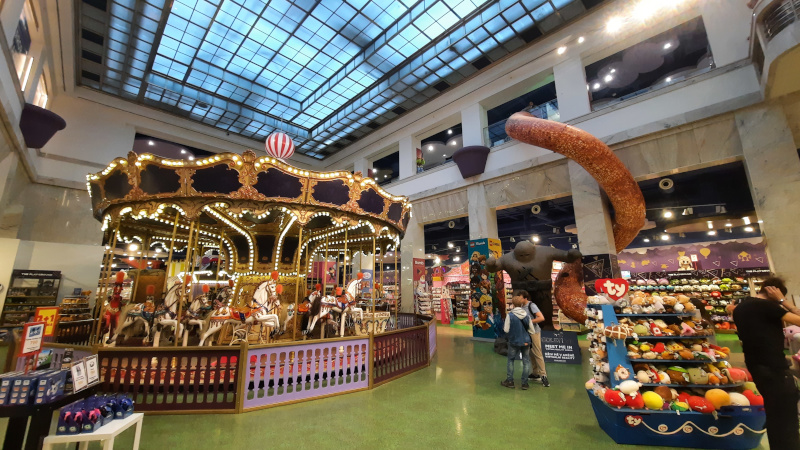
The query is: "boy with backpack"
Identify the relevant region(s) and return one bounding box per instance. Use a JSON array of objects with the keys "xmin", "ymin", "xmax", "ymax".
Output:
[
  {"xmin": 518, "ymin": 290, "xmax": 549, "ymax": 387},
  {"xmin": 501, "ymin": 292, "xmax": 538, "ymax": 390}
]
